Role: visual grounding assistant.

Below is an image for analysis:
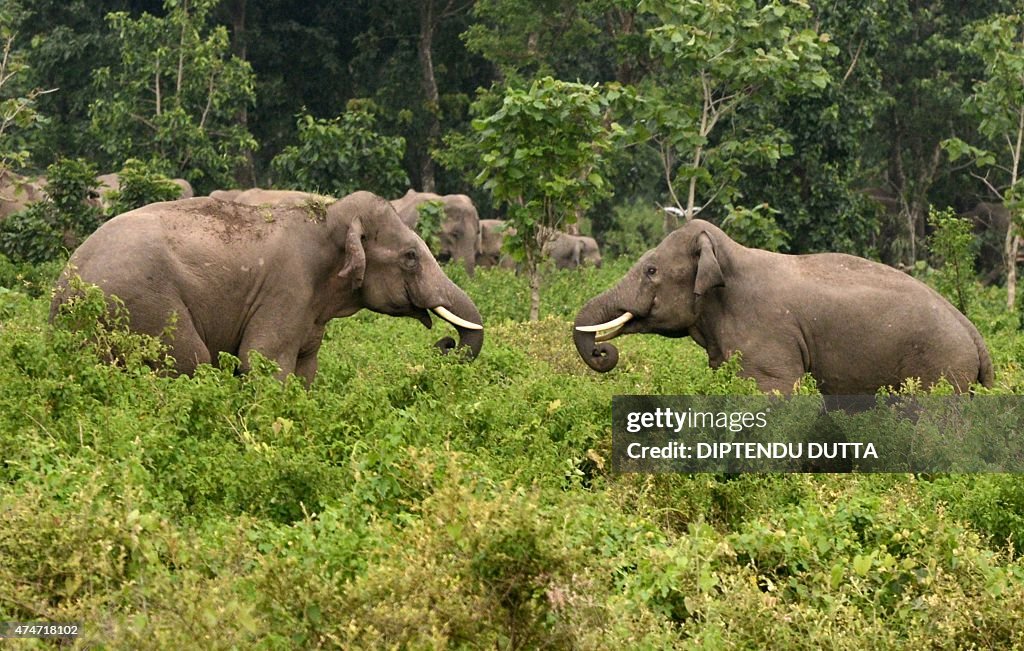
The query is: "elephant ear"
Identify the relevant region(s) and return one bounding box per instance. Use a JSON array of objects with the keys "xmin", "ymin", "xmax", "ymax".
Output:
[
  {"xmin": 337, "ymin": 217, "xmax": 366, "ymax": 290},
  {"xmin": 694, "ymin": 231, "xmax": 724, "ymax": 296}
]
